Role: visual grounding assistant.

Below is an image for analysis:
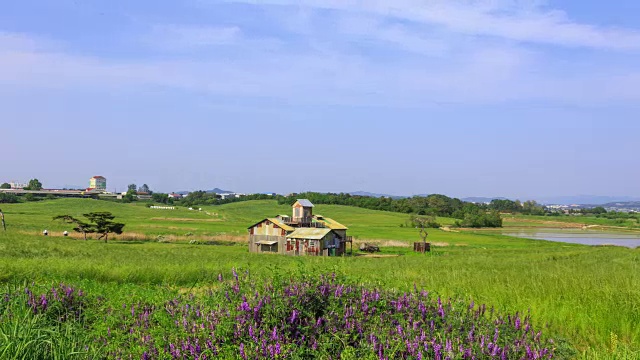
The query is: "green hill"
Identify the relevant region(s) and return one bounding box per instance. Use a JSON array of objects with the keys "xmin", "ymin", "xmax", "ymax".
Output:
[
  {"xmin": 0, "ymin": 199, "xmax": 489, "ymax": 246},
  {"xmin": 0, "ymin": 198, "xmax": 639, "ymax": 356}
]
